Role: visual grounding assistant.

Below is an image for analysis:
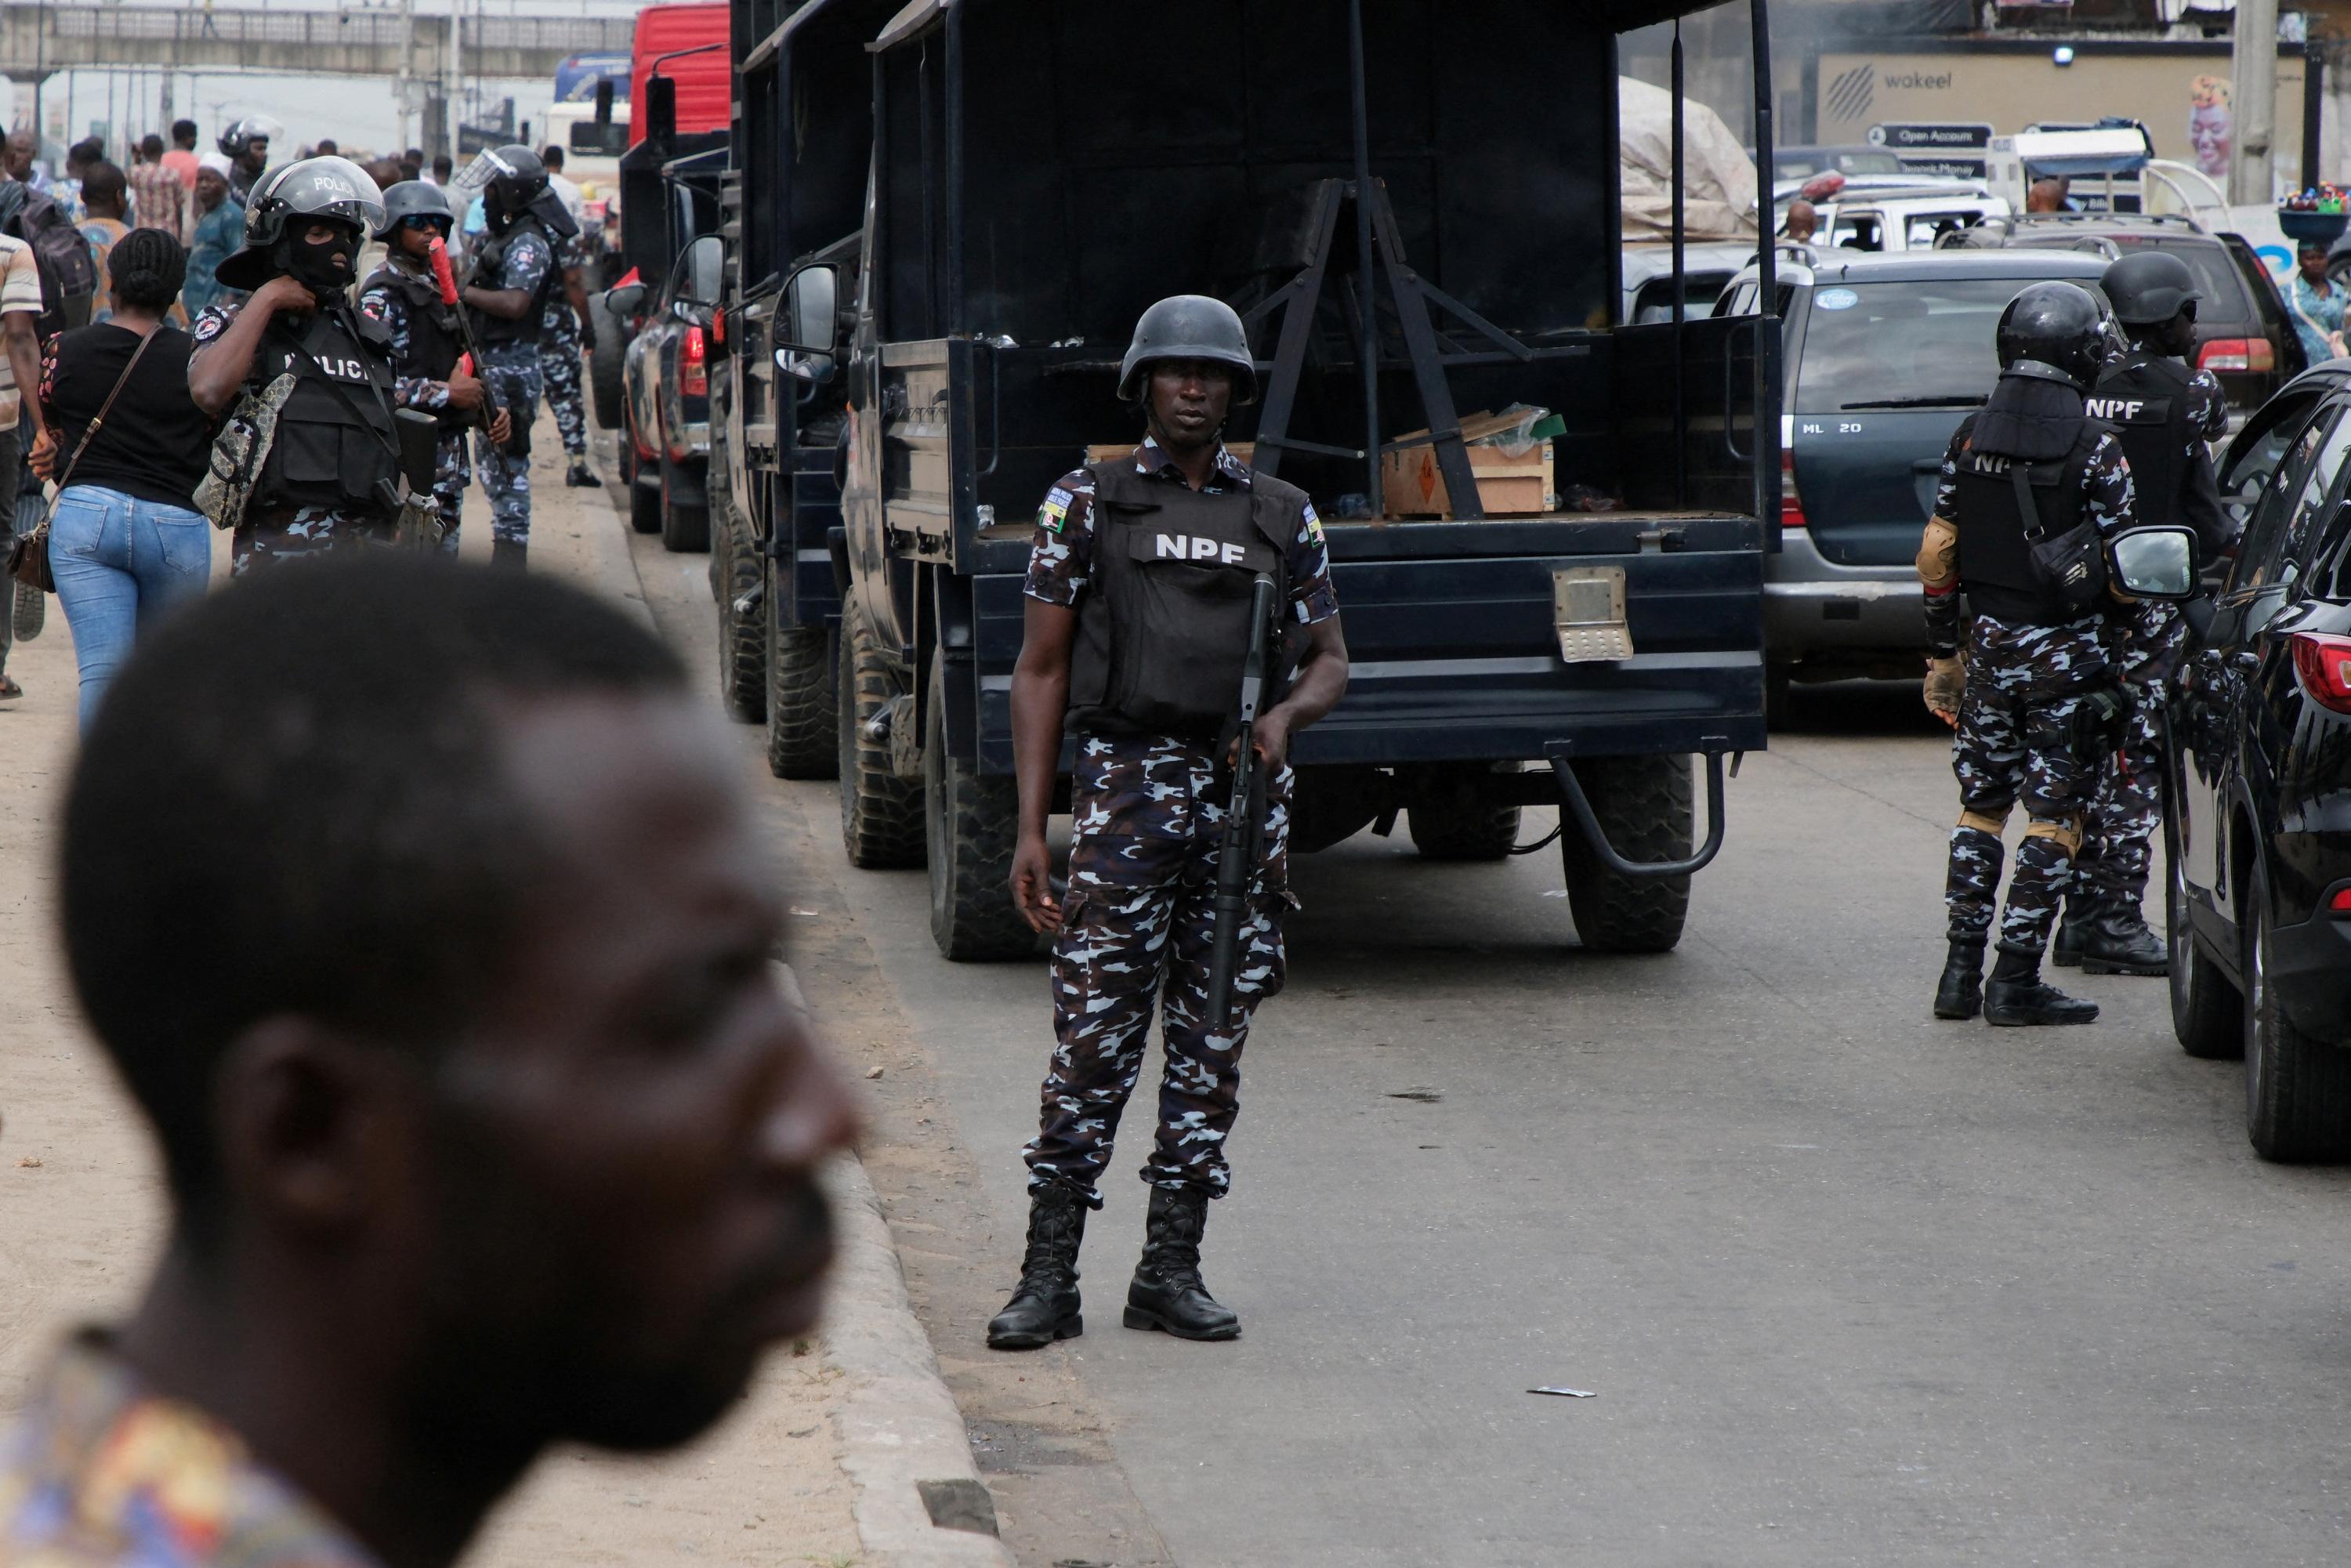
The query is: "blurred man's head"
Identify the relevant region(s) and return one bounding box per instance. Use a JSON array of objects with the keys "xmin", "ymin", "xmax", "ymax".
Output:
[
  {"xmin": 313, "ymin": 137, "xmax": 338, "ymax": 157},
  {"xmin": 5, "ymin": 130, "xmax": 33, "ymax": 179},
  {"xmin": 2026, "ymin": 176, "xmax": 2067, "ymax": 213},
  {"xmin": 173, "ymin": 118, "xmax": 200, "ymax": 151},
  {"xmin": 1784, "ymin": 197, "xmax": 1817, "ymax": 242},
  {"xmin": 542, "ymin": 144, "xmax": 565, "ymax": 172},
  {"xmin": 139, "ymin": 132, "xmax": 166, "ymax": 165},
  {"xmin": 78, "ymin": 160, "xmax": 125, "ymax": 219},
  {"xmin": 433, "ymin": 152, "xmax": 454, "ymax": 183},
  {"xmin": 64, "ymin": 559, "xmax": 856, "ymax": 1458}
]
